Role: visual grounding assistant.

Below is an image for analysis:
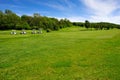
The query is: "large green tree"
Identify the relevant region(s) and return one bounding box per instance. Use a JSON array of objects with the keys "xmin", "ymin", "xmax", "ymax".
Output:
[{"xmin": 0, "ymin": 9, "xmax": 20, "ymax": 30}]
